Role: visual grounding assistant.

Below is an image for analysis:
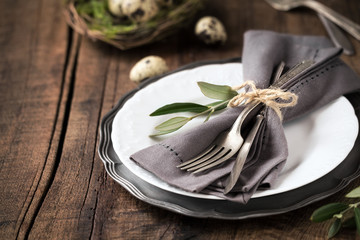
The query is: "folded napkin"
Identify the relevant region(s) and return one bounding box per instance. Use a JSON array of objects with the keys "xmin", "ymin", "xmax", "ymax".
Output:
[{"xmin": 130, "ymin": 30, "xmax": 360, "ymax": 203}]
